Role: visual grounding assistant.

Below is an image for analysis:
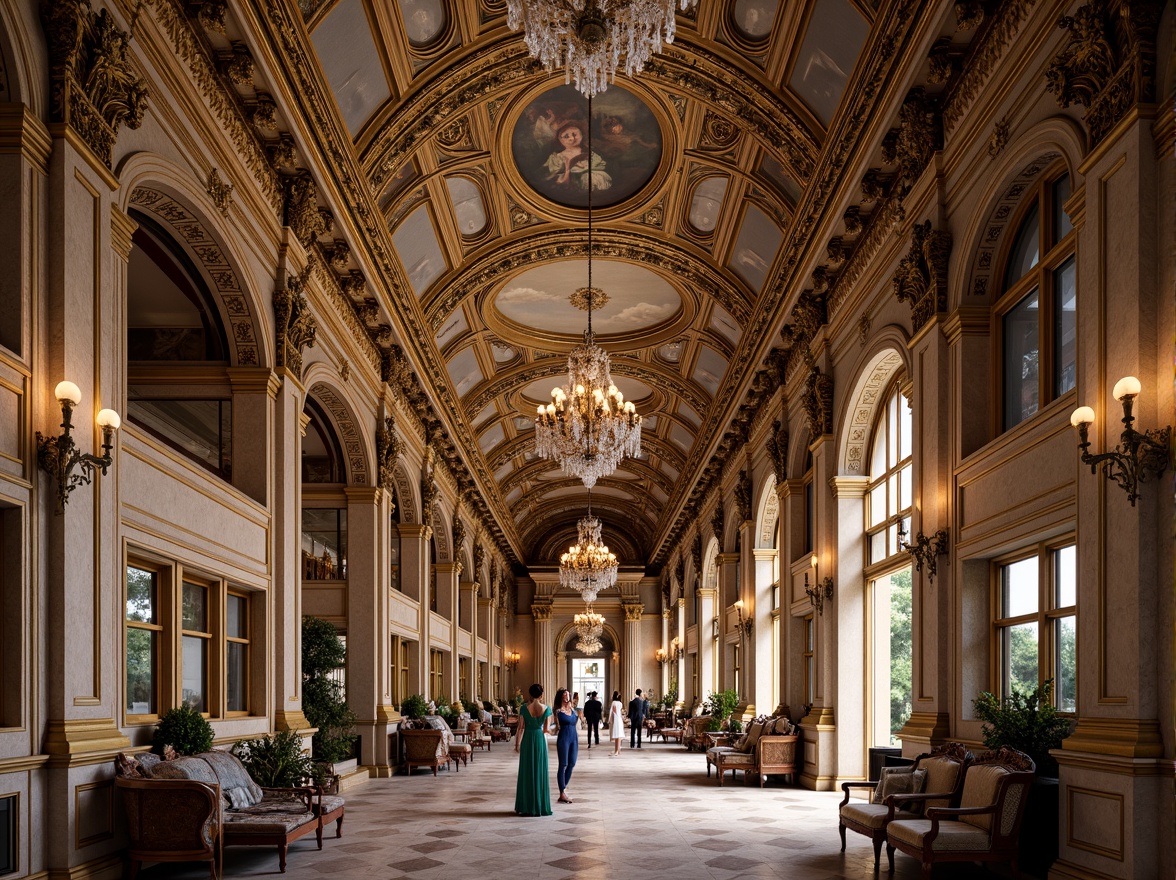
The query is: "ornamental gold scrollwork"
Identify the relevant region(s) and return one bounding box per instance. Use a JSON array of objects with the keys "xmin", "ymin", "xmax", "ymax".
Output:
[
  {"xmin": 767, "ymin": 419, "xmax": 788, "ymax": 483},
  {"xmin": 892, "ymin": 220, "xmax": 952, "ymax": 332},
  {"xmin": 734, "ymin": 470, "xmax": 752, "ymax": 523},
  {"xmin": 39, "ymin": 0, "xmax": 149, "ymax": 167},
  {"xmin": 273, "ymin": 263, "xmax": 317, "ymax": 379},
  {"xmin": 710, "ymin": 500, "xmax": 724, "ymax": 548},
  {"xmin": 802, "ymin": 366, "xmax": 834, "ymax": 439}
]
